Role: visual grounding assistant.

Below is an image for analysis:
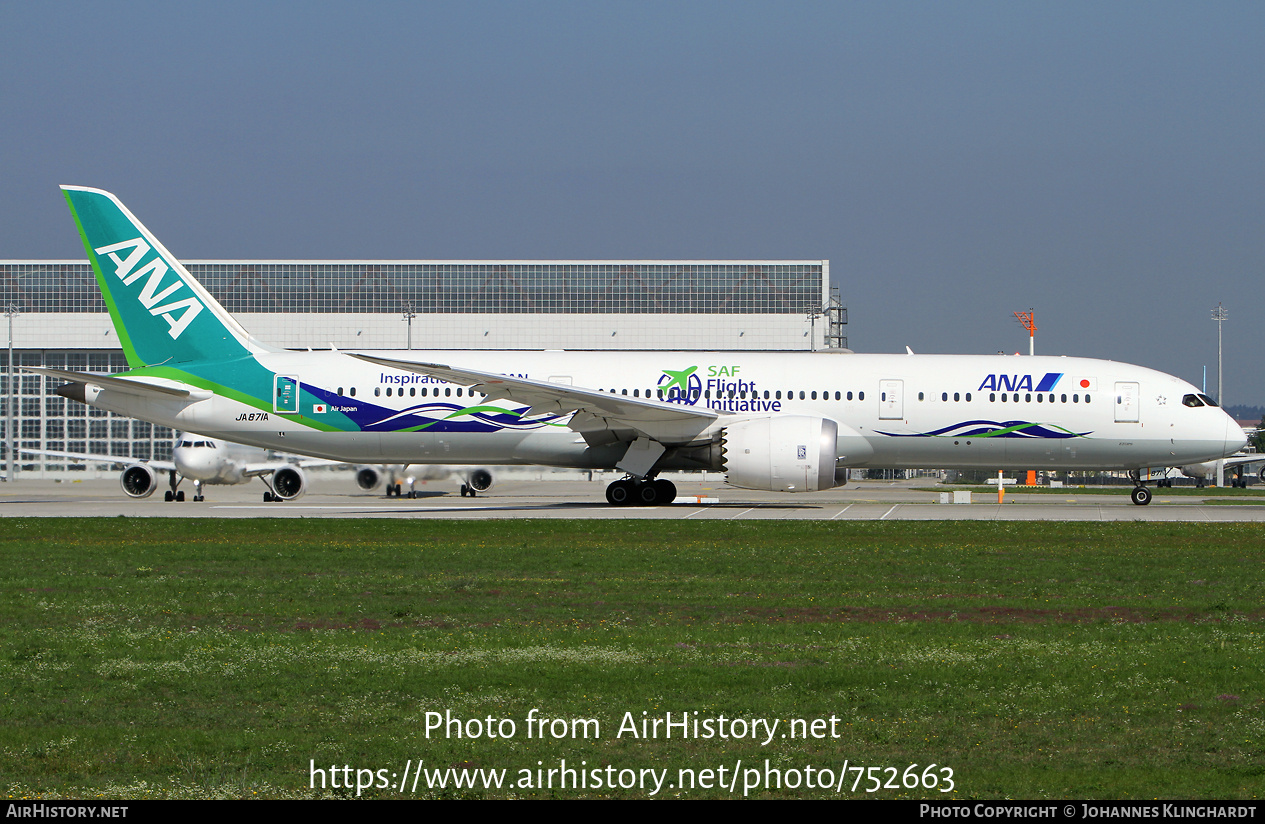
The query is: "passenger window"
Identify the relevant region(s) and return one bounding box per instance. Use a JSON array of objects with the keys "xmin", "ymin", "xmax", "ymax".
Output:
[
  {"xmin": 942, "ymin": 392, "xmax": 948, "ymax": 402},
  {"xmin": 954, "ymin": 392, "xmax": 960, "ymax": 402}
]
